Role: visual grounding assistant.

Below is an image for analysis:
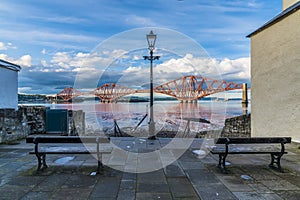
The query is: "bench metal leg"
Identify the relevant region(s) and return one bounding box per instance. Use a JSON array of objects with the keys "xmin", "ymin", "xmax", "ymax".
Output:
[
  {"xmin": 42, "ymin": 154, "xmax": 48, "ymax": 170},
  {"xmin": 35, "ymin": 153, "xmax": 48, "ymax": 172},
  {"xmin": 34, "ymin": 143, "xmax": 48, "ymax": 172},
  {"xmin": 218, "ymin": 154, "xmax": 228, "ymax": 173},
  {"xmin": 36, "ymin": 152, "xmax": 42, "ymax": 172},
  {"xmin": 269, "ymin": 153, "xmax": 283, "ymax": 172},
  {"xmin": 96, "ymin": 140, "xmax": 103, "ymax": 174},
  {"xmin": 97, "ymin": 160, "xmax": 103, "ymax": 174}
]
